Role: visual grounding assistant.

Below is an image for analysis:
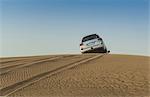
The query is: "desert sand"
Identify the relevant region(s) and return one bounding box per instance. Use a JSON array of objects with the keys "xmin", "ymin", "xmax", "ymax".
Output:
[{"xmin": 0, "ymin": 54, "xmax": 150, "ymax": 97}]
